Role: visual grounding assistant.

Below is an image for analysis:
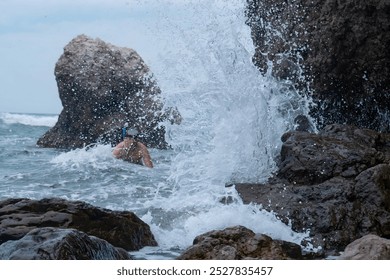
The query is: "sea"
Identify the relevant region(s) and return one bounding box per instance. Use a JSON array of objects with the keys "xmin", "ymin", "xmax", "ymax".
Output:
[{"xmin": 0, "ymin": 0, "xmax": 318, "ymax": 259}]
